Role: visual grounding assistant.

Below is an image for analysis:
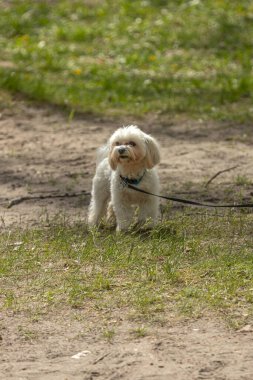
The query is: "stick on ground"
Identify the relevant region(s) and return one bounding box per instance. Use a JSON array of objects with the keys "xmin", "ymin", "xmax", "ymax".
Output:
[
  {"xmin": 205, "ymin": 166, "xmax": 239, "ymax": 187},
  {"xmin": 7, "ymin": 191, "xmax": 90, "ymax": 209}
]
